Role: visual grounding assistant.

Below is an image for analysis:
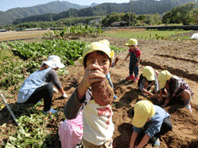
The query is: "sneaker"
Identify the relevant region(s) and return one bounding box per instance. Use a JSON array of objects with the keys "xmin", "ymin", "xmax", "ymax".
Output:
[
  {"xmin": 152, "ymin": 137, "xmax": 160, "ymax": 147},
  {"xmin": 53, "ymin": 87, "xmax": 58, "ymax": 93},
  {"xmin": 133, "ymin": 77, "xmax": 139, "ymax": 82},
  {"xmin": 126, "ymin": 75, "xmax": 134, "ymax": 80},
  {"xmin": 37, "ymin": 100, "xmax": 42, "ymax": 104},
  {"xmin": 44, "ymin": 108, "xmax": 58, "ymax": 114},
  {"xmin": 113, "ymin": 94, "xmax": 118, "ymax": 100},
  {"xmin": 75, "ymin": 143, "xmax": 83, "ymax": 148}
]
